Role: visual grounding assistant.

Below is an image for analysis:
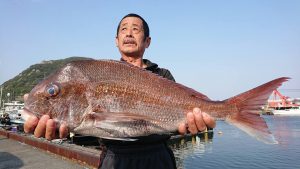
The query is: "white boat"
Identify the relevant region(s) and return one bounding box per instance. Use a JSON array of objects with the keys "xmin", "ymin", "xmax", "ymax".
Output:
[
  {"xmin": 1, "ymin": 101, "xmax": 25, "ymax": 124},
  {"xmin": 272, "ymin": 106, "xmax": 300, "ymax": 116}
]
